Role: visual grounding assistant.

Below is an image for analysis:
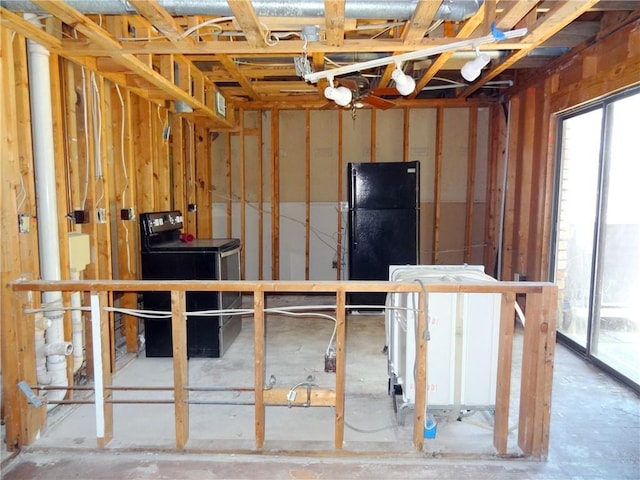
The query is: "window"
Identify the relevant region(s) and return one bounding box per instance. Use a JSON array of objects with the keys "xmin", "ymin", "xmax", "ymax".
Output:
[{"xmin": 552, "ymin": 87, "xmax": 640, "ymax": 391}]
